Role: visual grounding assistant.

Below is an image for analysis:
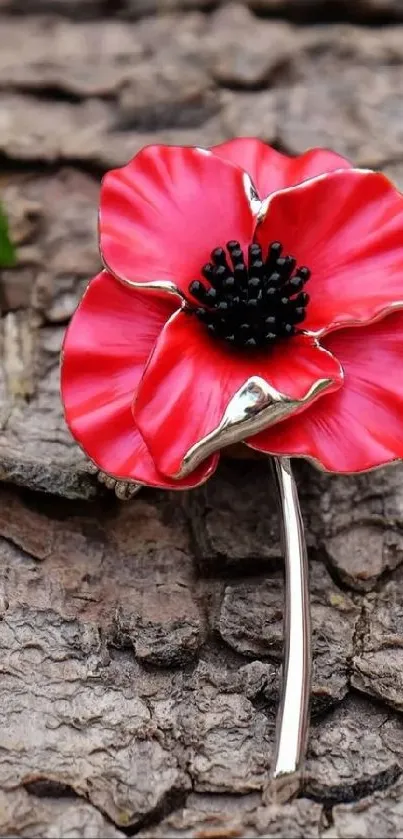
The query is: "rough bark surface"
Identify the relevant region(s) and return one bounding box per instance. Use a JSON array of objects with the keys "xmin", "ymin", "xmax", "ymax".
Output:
[{"xmin": 2, "ymin": 2, "xmax": 403, "ymax": 836}]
